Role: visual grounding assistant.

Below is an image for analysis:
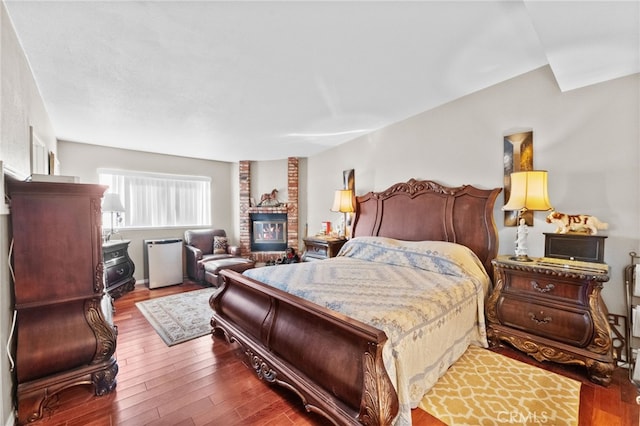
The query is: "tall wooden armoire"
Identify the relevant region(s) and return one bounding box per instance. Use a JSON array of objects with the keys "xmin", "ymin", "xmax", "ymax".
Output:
[{"xmin": 7, "ymin": 181, "xmax": 118, "ymax": 424}]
